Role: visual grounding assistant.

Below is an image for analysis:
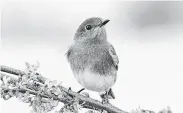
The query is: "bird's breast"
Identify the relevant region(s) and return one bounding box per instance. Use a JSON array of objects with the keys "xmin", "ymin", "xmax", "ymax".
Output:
[{"xmin": 68, "ymin": 44, "xmax": 115, "ymax": 75}]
